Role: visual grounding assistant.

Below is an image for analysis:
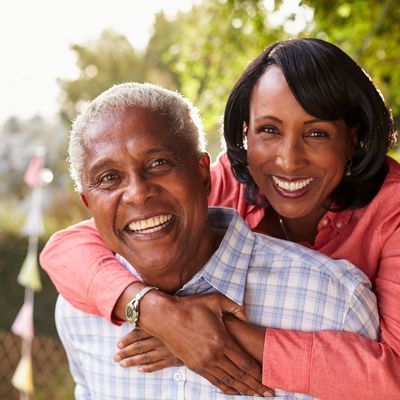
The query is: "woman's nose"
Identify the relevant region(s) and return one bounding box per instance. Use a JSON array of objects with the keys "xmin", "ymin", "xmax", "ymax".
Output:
[{"xmin": 275, "ymin": 136, "xmax": 307, "ymax": 173}]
